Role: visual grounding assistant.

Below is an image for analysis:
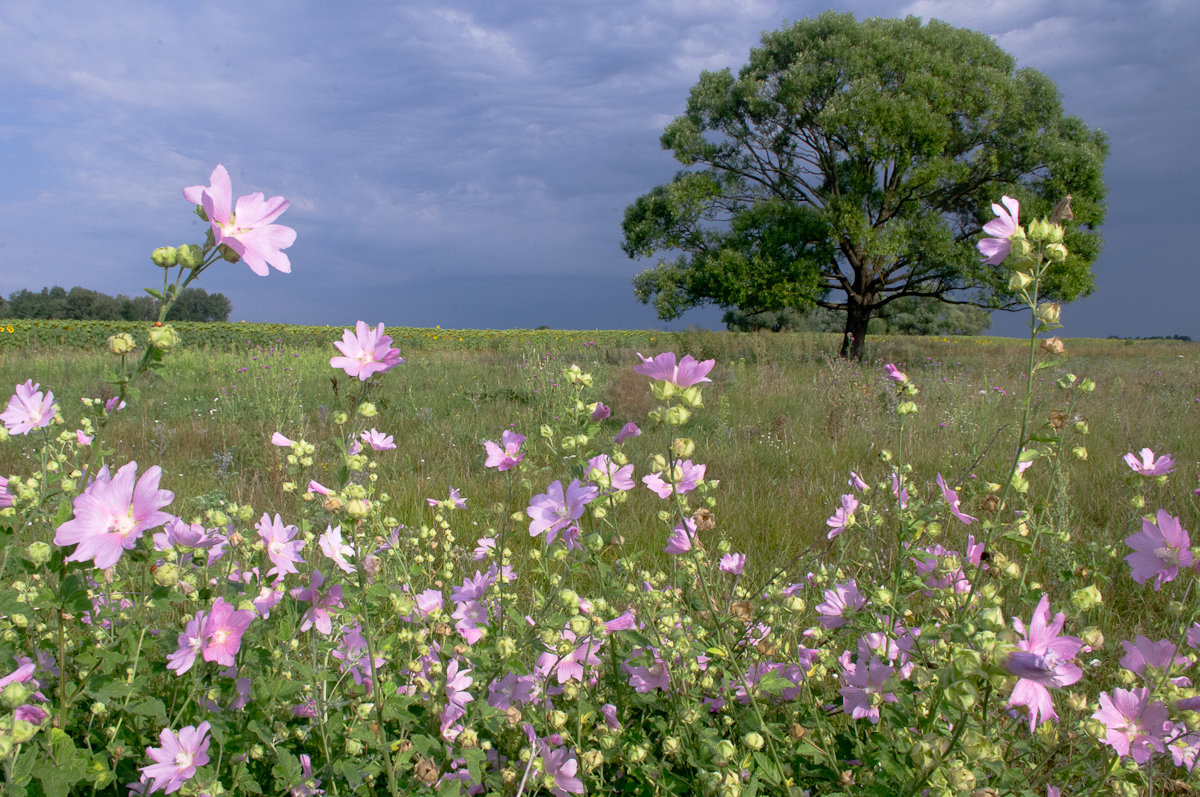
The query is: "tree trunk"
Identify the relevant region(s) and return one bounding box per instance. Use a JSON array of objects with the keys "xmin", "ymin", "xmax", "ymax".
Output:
[{"xmin": 840, "ymin": 299, "xmax": 873, "ymax": 361}]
